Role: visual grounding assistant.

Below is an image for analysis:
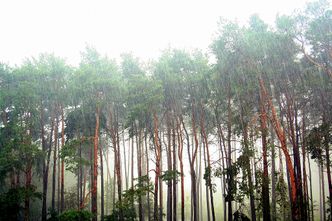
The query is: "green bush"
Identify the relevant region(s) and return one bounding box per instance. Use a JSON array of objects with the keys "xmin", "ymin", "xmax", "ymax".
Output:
[{"xmin": 57, "ymin": 209, "xmax": 93, "ymax": 221}]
